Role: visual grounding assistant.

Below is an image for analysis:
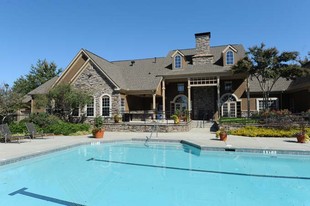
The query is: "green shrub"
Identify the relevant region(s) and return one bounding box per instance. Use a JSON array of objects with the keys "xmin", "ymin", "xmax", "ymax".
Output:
[
  {"xmin": 44, "ymin": 121, "xmax": 90, "ymax": 135},
  {"xmin": 9, "ymin": 122, "xmax": 27, "ymax": 134},
  {"xmin": 26, "ymin": 113, "xmax": 61, "ymax": 128},
  {"xmin": 230, "ymin": 126, "xmax": 310, "ymax": 137}
]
